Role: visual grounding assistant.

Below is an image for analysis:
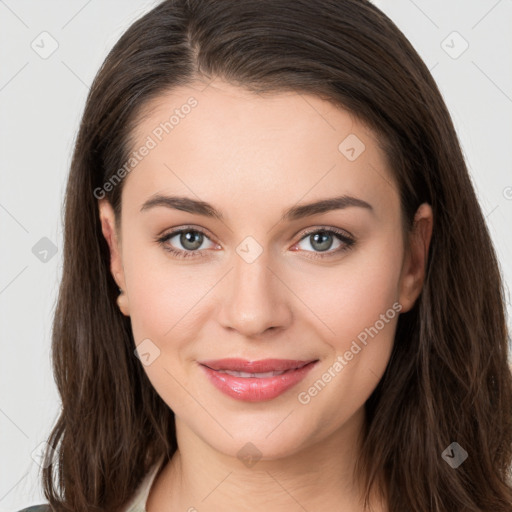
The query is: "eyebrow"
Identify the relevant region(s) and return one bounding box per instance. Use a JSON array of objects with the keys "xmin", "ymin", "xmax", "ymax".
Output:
[{"xmin": 140, "ymin": 194, "xmax": 374, "ymax": 221}]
